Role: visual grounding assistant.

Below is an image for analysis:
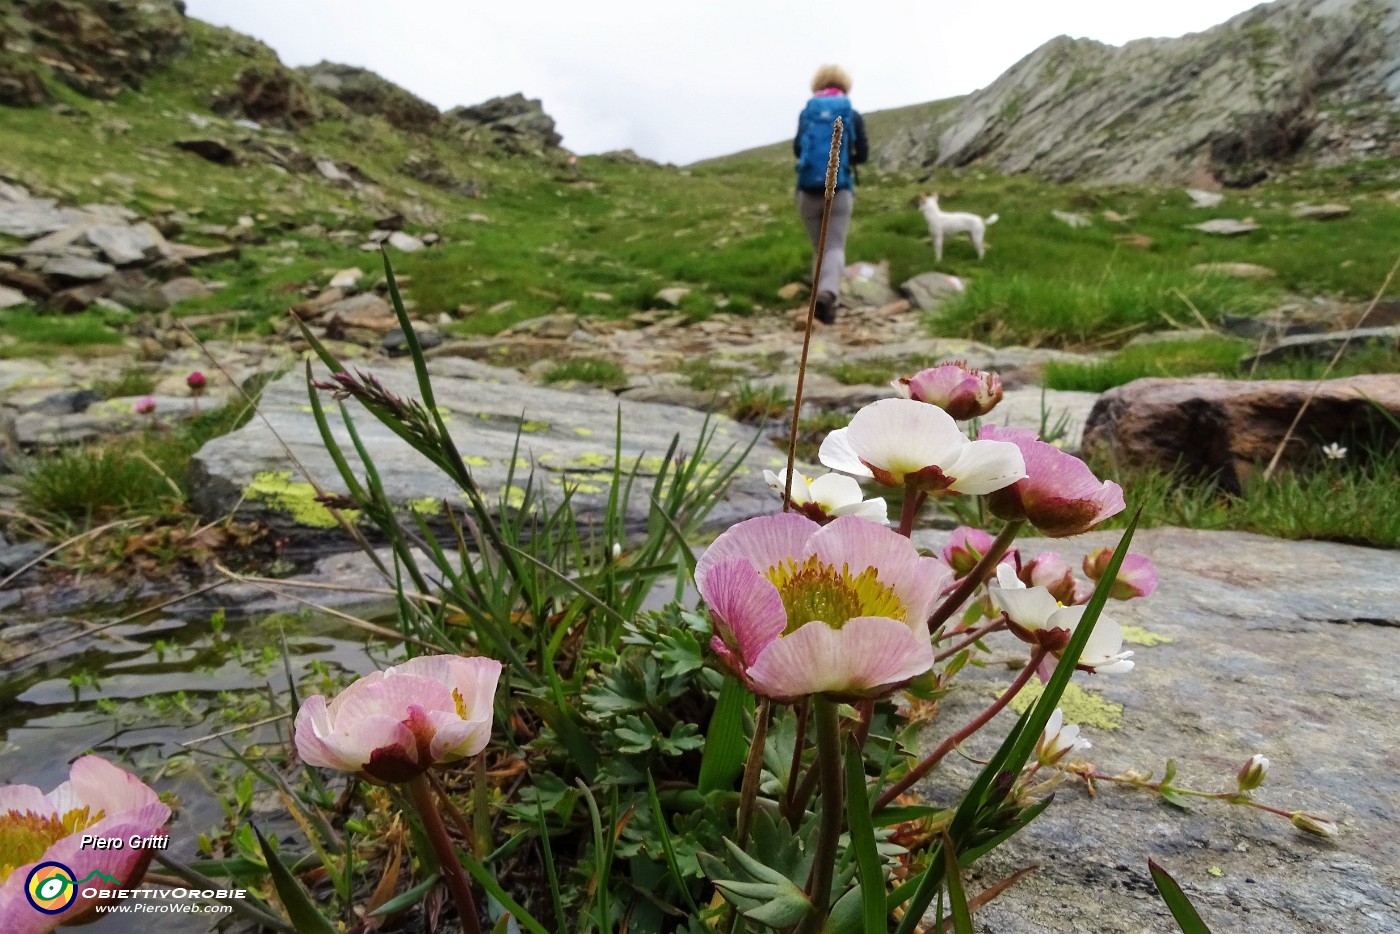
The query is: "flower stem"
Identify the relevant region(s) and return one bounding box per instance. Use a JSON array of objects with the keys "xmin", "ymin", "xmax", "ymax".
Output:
[
  {"xmin": 1073, "ymin": 768, "xmax": 1299, "ymax": 820},
  {"xmin": 406, "ymin": 773, "xmax": 482, "ymax": 934},
  {"xmin": 925, "ymin": 519, "xmax": 1025, "ymax": 633},
  {"xmin": 736, "ymin": 698, "xmax": 771, "ymax": 846},
  {"xmin": 874, "ymin": 647, "xmax": 1048, "ymax": 811},
  {"xmin": 796, "ymin": 697, "xmax": 846, "ymax": 934},
  {"xmin": 934, "ymin": 618, "xmax": 1007, "ymax": 662},
  {"xmin": 782, "ymin": 699, "xmax": 811, "ymax": 826},
  {"xmin": 897, "ymin": 487, "xmax": 927, "ymax": 538}
]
